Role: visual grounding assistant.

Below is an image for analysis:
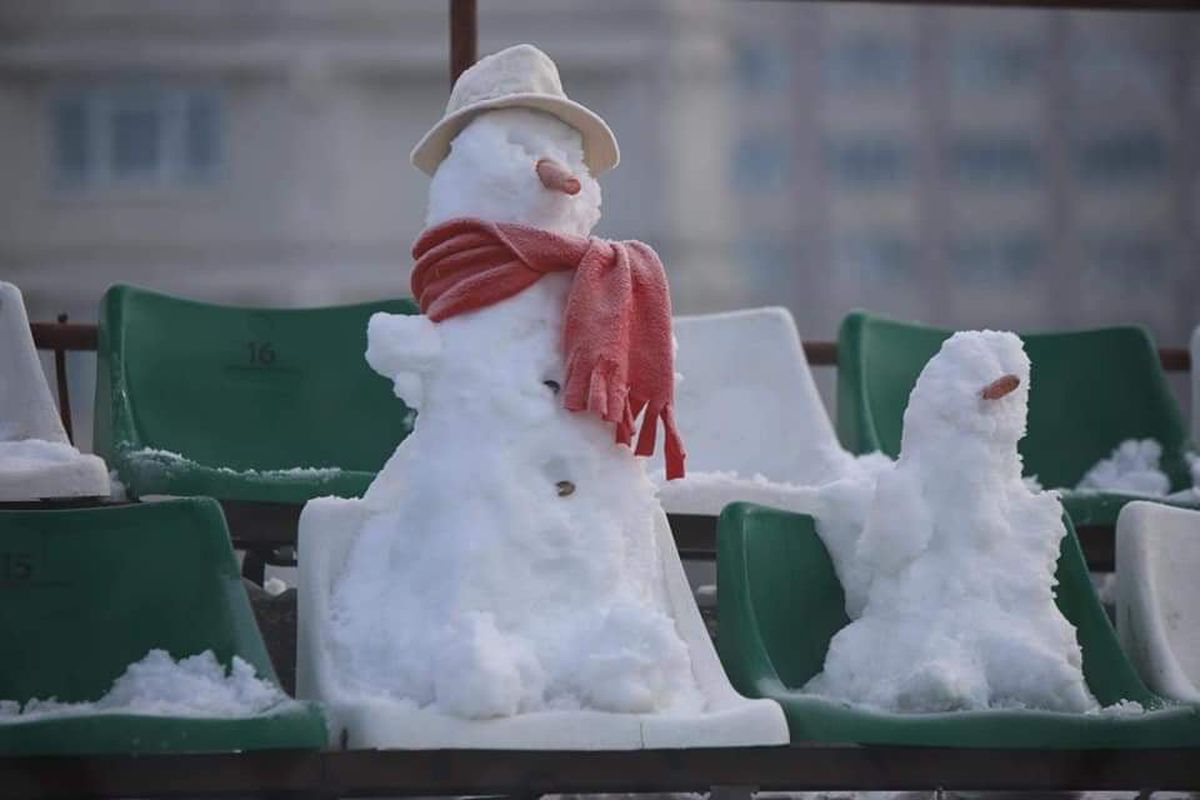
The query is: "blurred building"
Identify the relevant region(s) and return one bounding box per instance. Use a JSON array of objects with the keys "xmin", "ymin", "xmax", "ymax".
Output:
[
  {"xmin": 0, "ymin": 0, "xmax": 732, "ymax": 323},
  {"xmin": 724, "ymin": 3, "xmax": 1198, "ymax": 348},
  {"xmin": 0, "ymin": 1, "xmax": 1195, "ymax": 404}
]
